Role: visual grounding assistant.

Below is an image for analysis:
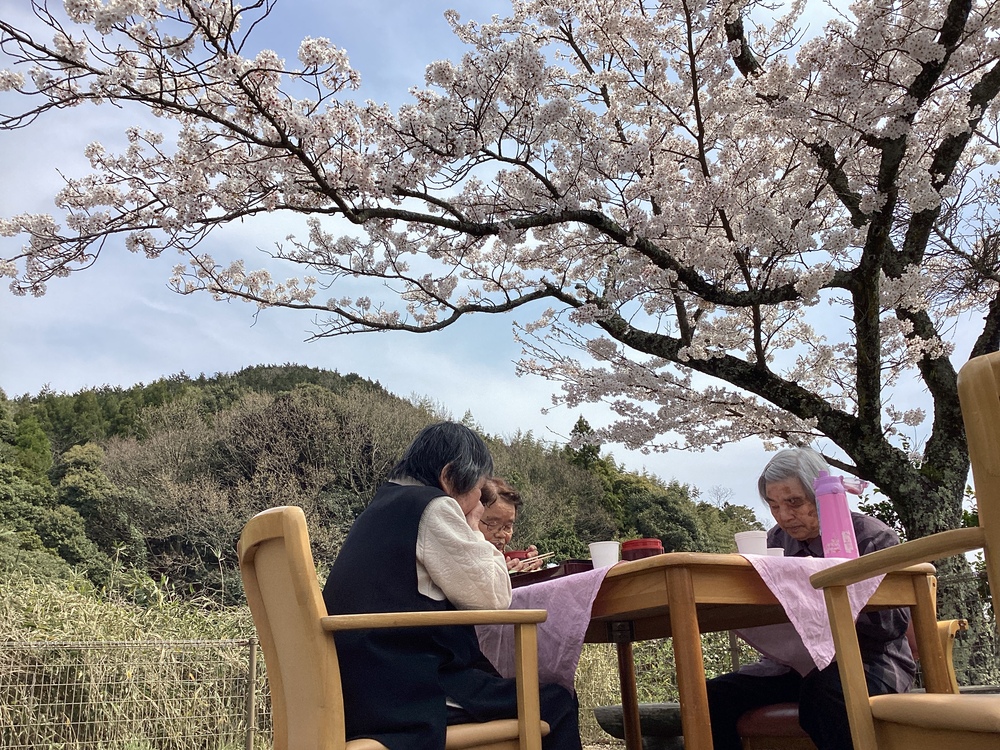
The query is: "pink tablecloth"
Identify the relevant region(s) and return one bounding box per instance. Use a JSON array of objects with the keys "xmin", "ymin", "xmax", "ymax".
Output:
[
  {"xmin": 477, "ymin": 555, "xmax": 885, "ymax": 689},
  {"xmin": 476, "ymin": 566, "xmax": 610, "ymax": 692},
  {"xmin": 735, "ymin": 554, "xmax": 884, "ymax": 674}
]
